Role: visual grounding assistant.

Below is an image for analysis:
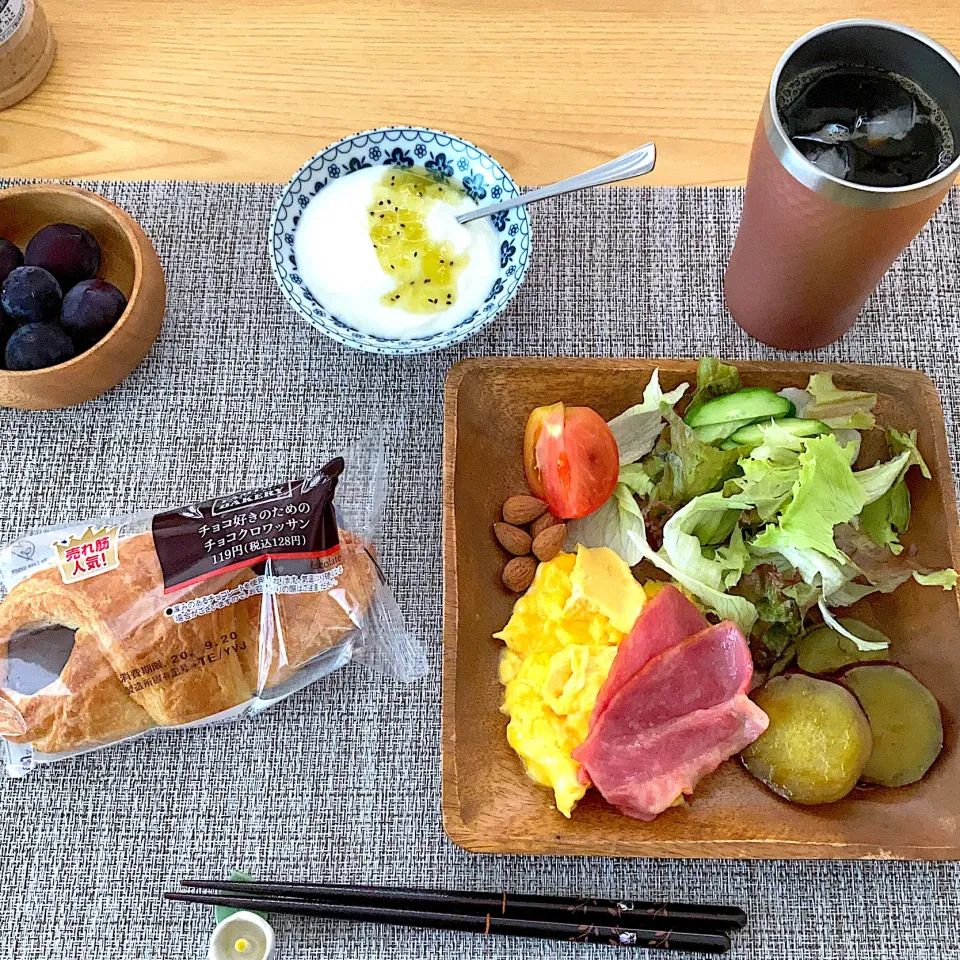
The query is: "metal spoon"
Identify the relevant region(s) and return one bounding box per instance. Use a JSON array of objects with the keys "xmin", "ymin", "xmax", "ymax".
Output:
[{"xmin": 455, "ymin": 142, "xmax": 656, "ymax": 224}]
